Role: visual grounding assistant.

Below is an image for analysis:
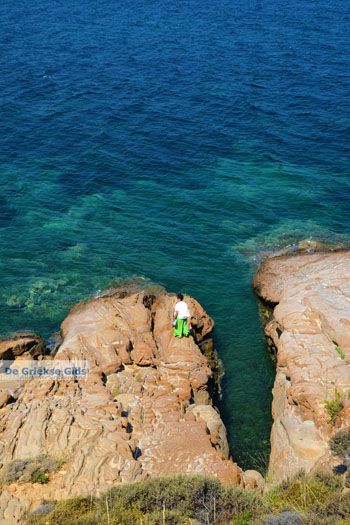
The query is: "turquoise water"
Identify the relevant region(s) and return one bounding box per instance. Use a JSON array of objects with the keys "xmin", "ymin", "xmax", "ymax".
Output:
[{"xmin": 1, "ymin": 0, "xmax": 349, "ymax": 469}]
